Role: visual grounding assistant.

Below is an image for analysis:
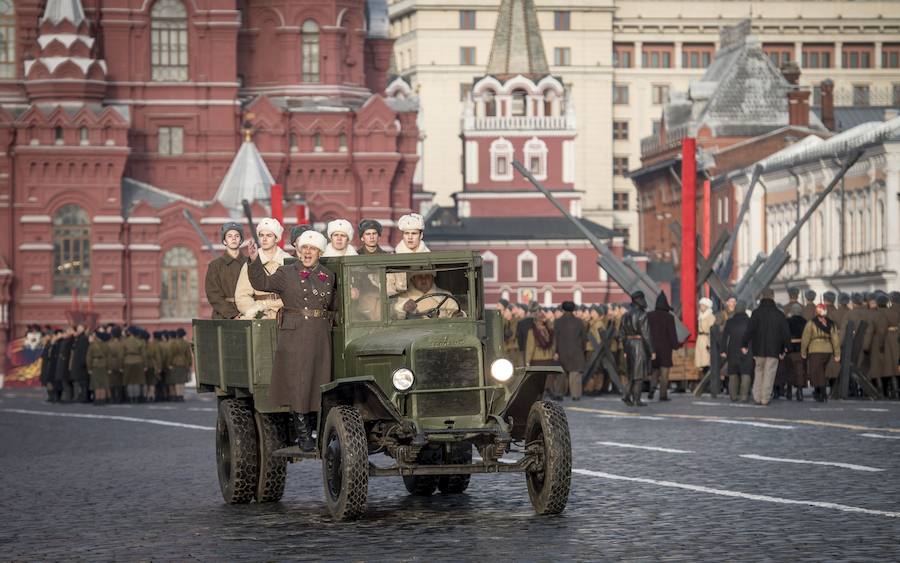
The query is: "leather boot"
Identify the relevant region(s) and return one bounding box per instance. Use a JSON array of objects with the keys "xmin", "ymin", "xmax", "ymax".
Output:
[
  {"xmin": 796, "ymin": 386, "xmax": 803, "ymax": 401},
  {"xmin": 633, "ymin": 381, "xmax": 647, "ymax": 407},
  {"xmin": 621, "ymin": 384, "xmax": 633, "ymax": 406},
  {"xmin": 295, "ymin": 413, "xmax": 316, "ymax": 452}
]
